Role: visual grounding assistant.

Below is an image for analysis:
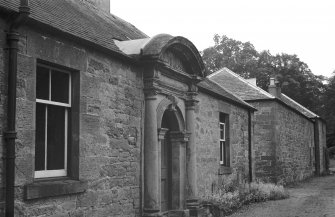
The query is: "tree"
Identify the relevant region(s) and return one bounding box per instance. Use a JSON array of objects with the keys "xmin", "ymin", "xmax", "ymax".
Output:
[
  {"xmin": 202, "ymin": 34, "xmax": 259, "ymax": 77},
  {"xmin": 202, "ymin": 34, "xmax": 326, "ymax": 114},
  {"xmin": 323, "ymin": 72, "xmax": 335, "ymax": 144}
]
